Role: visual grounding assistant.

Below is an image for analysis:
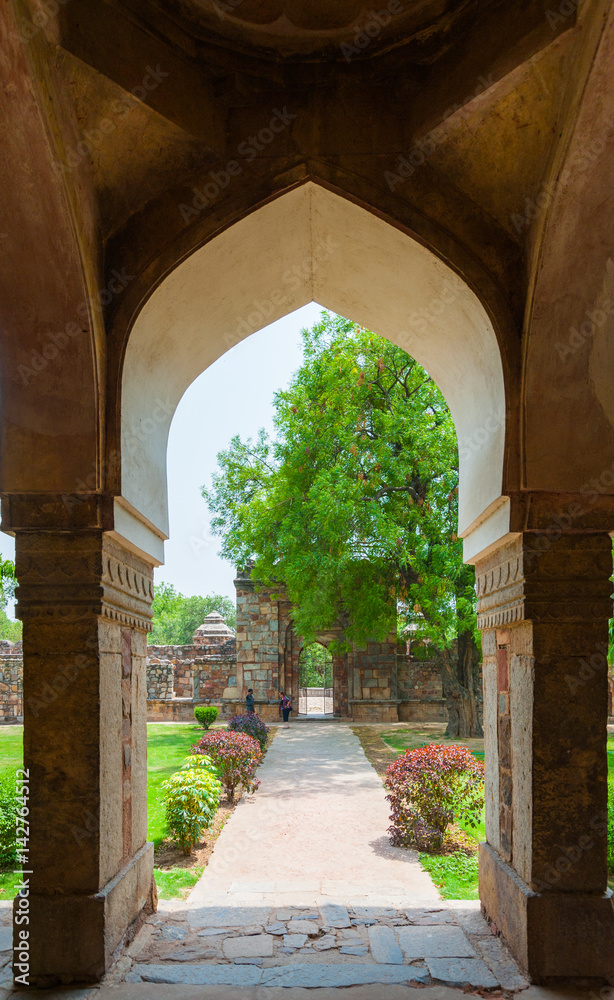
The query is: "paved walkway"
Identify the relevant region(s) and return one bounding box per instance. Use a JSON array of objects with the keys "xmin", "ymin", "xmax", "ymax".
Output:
[{"xmin": 121, "ymin": 723, "xmax": 528, "ymax": 991}]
